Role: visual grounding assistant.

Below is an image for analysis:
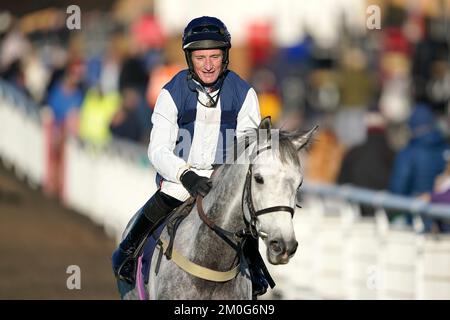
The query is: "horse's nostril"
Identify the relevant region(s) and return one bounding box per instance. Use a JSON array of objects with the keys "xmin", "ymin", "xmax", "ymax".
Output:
[
  {"xmin": 289, "ymin": 241, "xmax": 299, "ymax": 255},
  {"xmin": 269, "ymin": 240, "xmax": 284, "ymax": 255}
]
